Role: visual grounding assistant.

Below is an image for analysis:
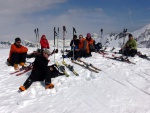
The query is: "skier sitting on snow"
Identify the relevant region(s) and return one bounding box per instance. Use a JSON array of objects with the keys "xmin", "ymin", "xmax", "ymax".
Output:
[
  {"xmin": 120, "ymin": 34, "xmax": 137, "ymax": 57},
  {"xmin": 7, "ymin": 37, "xmax": 28, "ymax": 70},
  {"xmin": 74, "ymin": 35, "xmax": 88, "ymax": 59},
  {"xmin": 19, "ymin": 49, "xmax": 64, "ymax": 92},
  {"xmin": 84, "ymin": 33, "xmax": 95, "ymax": 57},
  {"xmin": 62, "ymin": 35, "xmax": 79, "ymax": 59}
]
